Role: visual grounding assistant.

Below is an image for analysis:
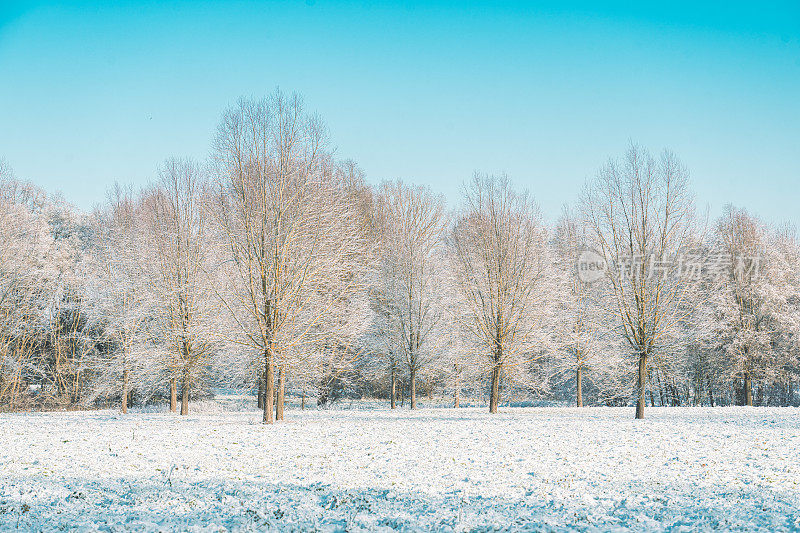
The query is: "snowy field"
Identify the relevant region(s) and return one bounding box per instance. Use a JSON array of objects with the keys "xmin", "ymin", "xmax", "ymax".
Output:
[{"xmin": 2, "ymin": 404, "xmax": 800, "ymax": 532}]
